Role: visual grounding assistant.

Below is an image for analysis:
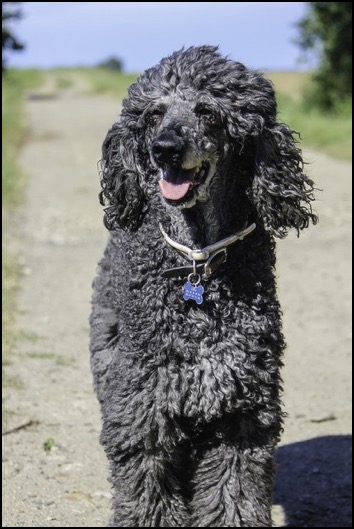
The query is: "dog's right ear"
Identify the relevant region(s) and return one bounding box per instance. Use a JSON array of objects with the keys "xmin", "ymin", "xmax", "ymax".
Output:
[{"xmin": 99, "ymin": 122, "xmax": 145, "ymax": 231}]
